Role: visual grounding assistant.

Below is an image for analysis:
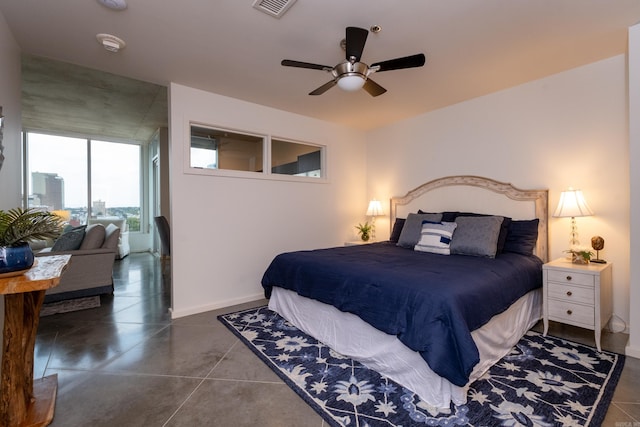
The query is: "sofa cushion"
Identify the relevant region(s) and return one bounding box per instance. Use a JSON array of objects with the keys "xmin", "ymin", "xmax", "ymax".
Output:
[
  {"xmin": 80, "ymin": 224, "xmax": 106, "ymax": 250},
  {"xmin": 51, "ymin": 225, "xmax": 86, "ymax": 252},
  {"xmin": 102, "ymin": 224, "xmax": 121, "ymax": 250}
]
